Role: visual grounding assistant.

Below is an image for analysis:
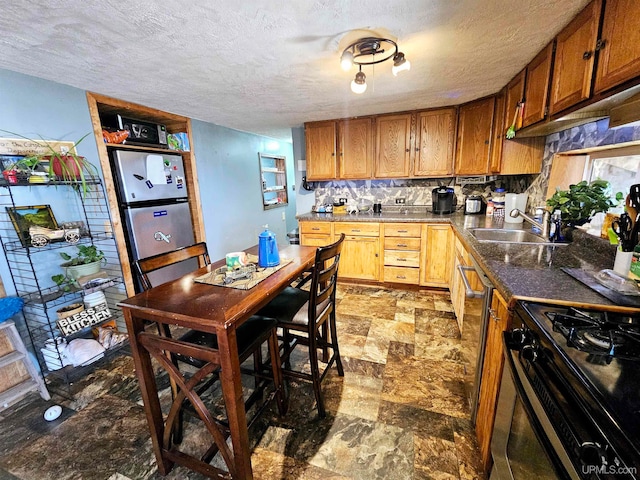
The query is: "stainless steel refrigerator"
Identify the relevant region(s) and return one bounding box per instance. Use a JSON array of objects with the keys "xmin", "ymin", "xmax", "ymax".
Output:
[{"xmin": 112, "ymin": 149, "xmax": 196, "ymax": 289}]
